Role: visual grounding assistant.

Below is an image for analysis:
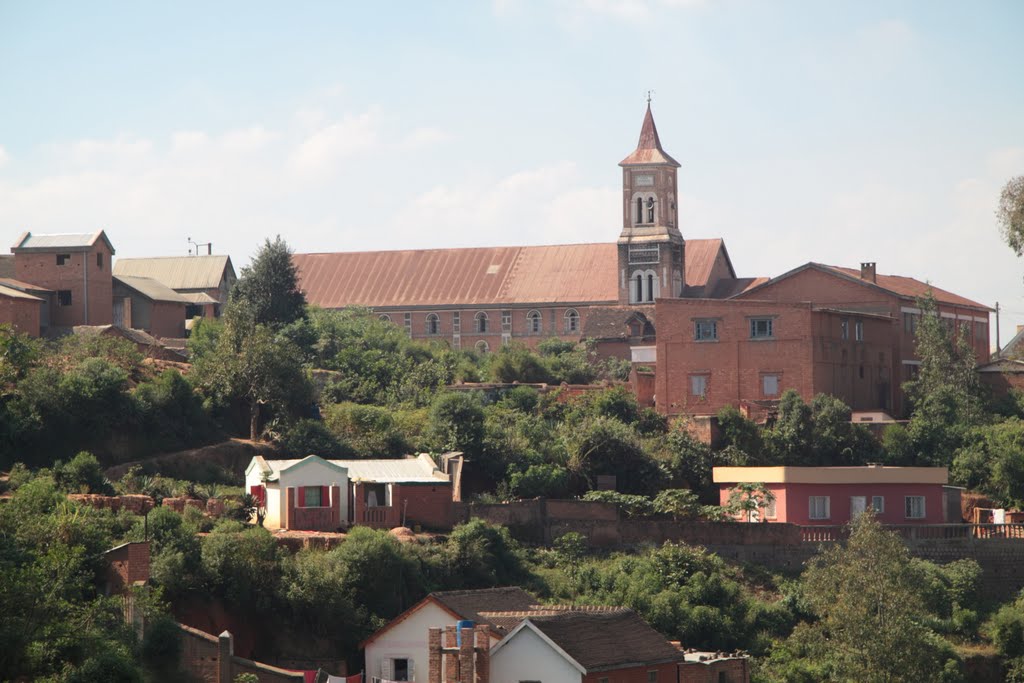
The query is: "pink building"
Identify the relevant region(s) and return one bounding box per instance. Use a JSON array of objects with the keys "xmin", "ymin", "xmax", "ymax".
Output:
[{"xmin": 713, "ymin": 465, "xmax": 956, "ymax": 526}]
